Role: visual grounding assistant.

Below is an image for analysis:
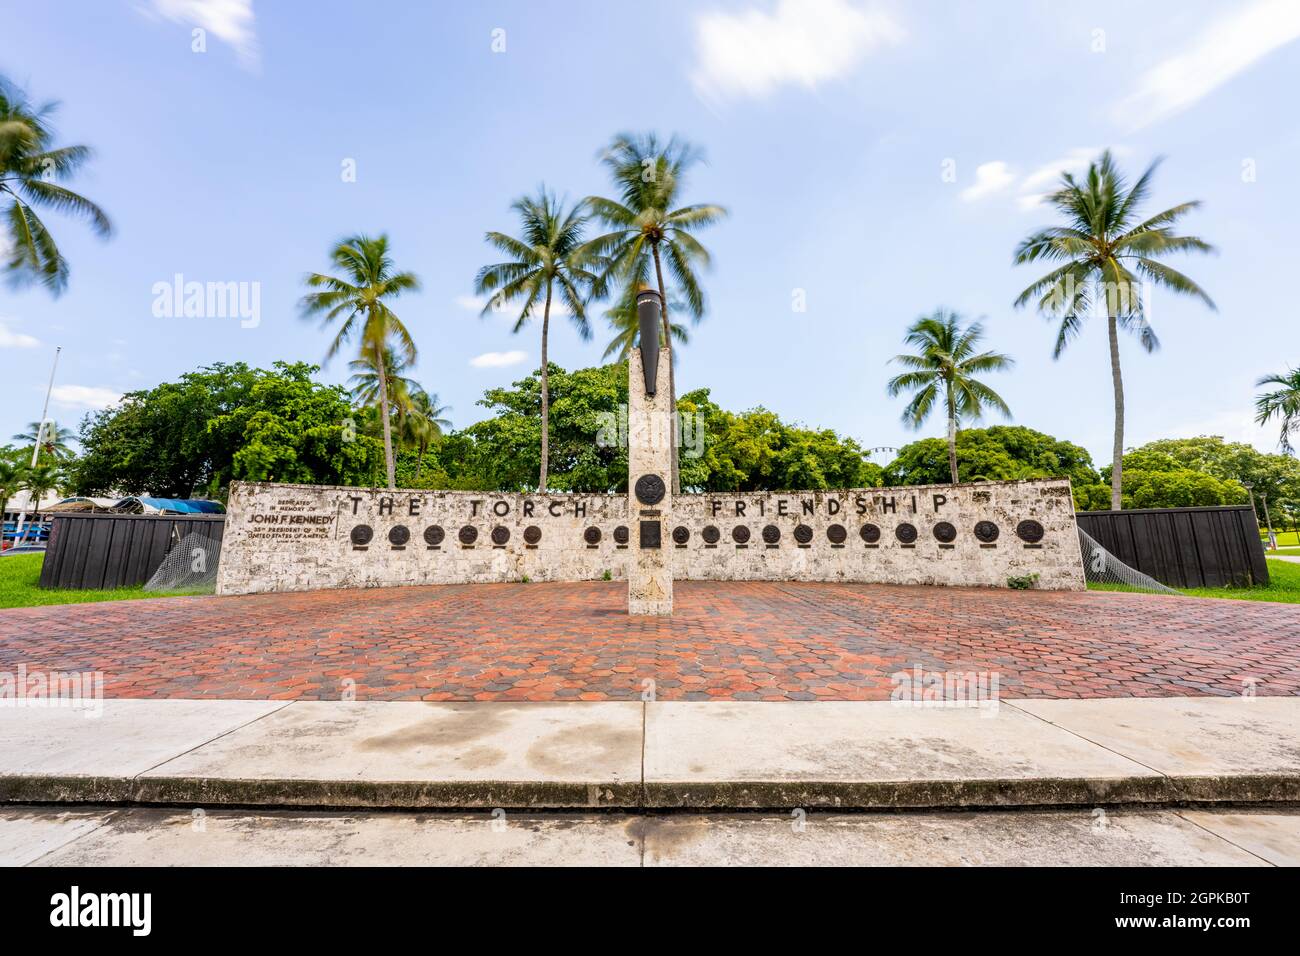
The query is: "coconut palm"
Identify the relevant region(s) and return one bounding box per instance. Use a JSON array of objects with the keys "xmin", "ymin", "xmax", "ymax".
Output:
[
  {"xmin": 402, "ymin": 389, "xmax": 452, "ymax": 485},
  {"xmin": 887, "ymin": 311, "xmax": 1015, "ymax": 484},
  {"xmin": 0, "ymin": 459, "xmax": 26, "ymax": 527},
  {"xmin": 12, "ymin": 420, "xmax": 75, "ymax": 459},
  {"xmin": 0, "ymin": 77, "xmax": 112, "ymax": 294},
  {"xmin": 300, "ymin": 234, "xmax": 420, "ymax": 489},
  {"xmin": 601, "ymin": 284, "xmax": 690, "ymax": 362},
  {"xmin": 1255, "ymin": 368, "xmax": 1300, "ymax": 455},
  {"xmin": 581, "ymin": 133, "xmax": 727, "ymax": 493},
  {"xmin": 1013, "ymin": 150, "xmax": 1215, "ymax": 509},
  {"xmin": 348, "ymin": 344, "xmax": 418, "ymax": 416},
  {"xmin": 474, "ymin": 188, "xmax": 595, "ymax": 491}
]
